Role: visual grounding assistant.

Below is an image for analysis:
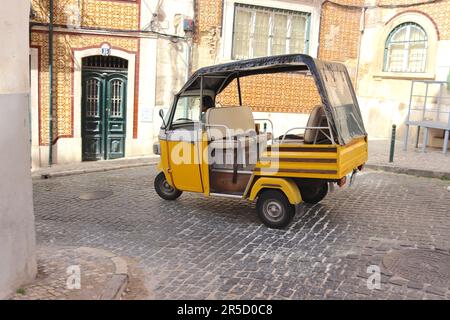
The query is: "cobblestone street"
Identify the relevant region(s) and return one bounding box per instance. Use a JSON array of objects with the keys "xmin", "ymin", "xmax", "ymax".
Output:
[{"xmin": 33, "ymin": 166, "xmax": 450, "ymax": 300}]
